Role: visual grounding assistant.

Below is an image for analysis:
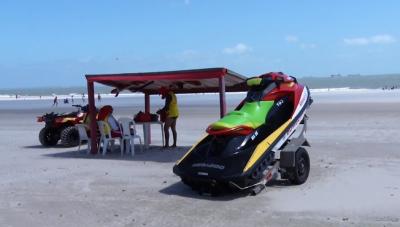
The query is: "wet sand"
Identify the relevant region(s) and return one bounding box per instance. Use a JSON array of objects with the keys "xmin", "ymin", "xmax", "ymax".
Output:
[{"xmin": 0, "ymin": 92, "xmax": 400, "ymax": 227}]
